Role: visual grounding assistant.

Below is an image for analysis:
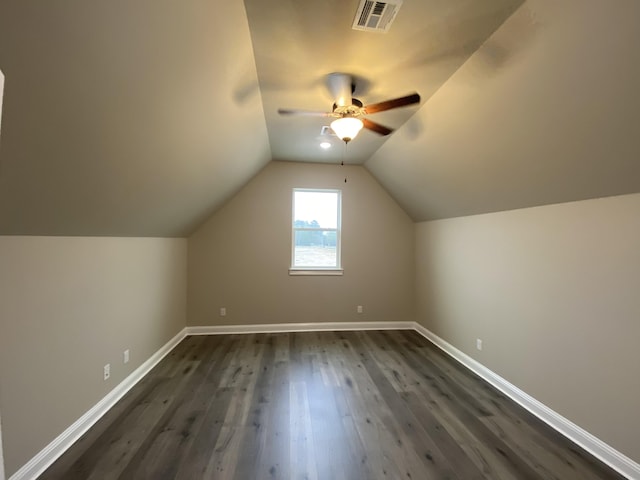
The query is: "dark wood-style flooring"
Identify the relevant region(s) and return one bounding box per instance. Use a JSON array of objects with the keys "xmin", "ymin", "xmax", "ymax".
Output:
[{"xmin": 40, "ymin": 330, "xmax": 625, "ymax": 479}]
